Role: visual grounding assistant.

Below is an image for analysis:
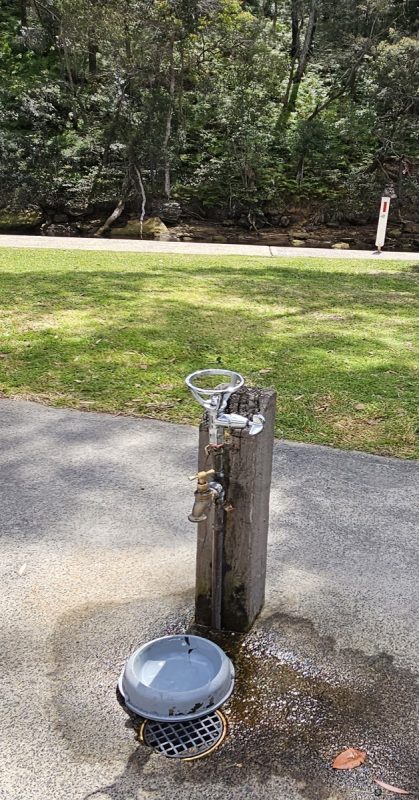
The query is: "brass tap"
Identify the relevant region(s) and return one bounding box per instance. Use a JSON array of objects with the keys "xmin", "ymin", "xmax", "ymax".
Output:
[
  {"xmin": 189, "ymin": 469, "xmax": 215, "ymax": 492},
  {"xmin": 188, "ymin": 469, "xmax": 223, "ymax": 523}
]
